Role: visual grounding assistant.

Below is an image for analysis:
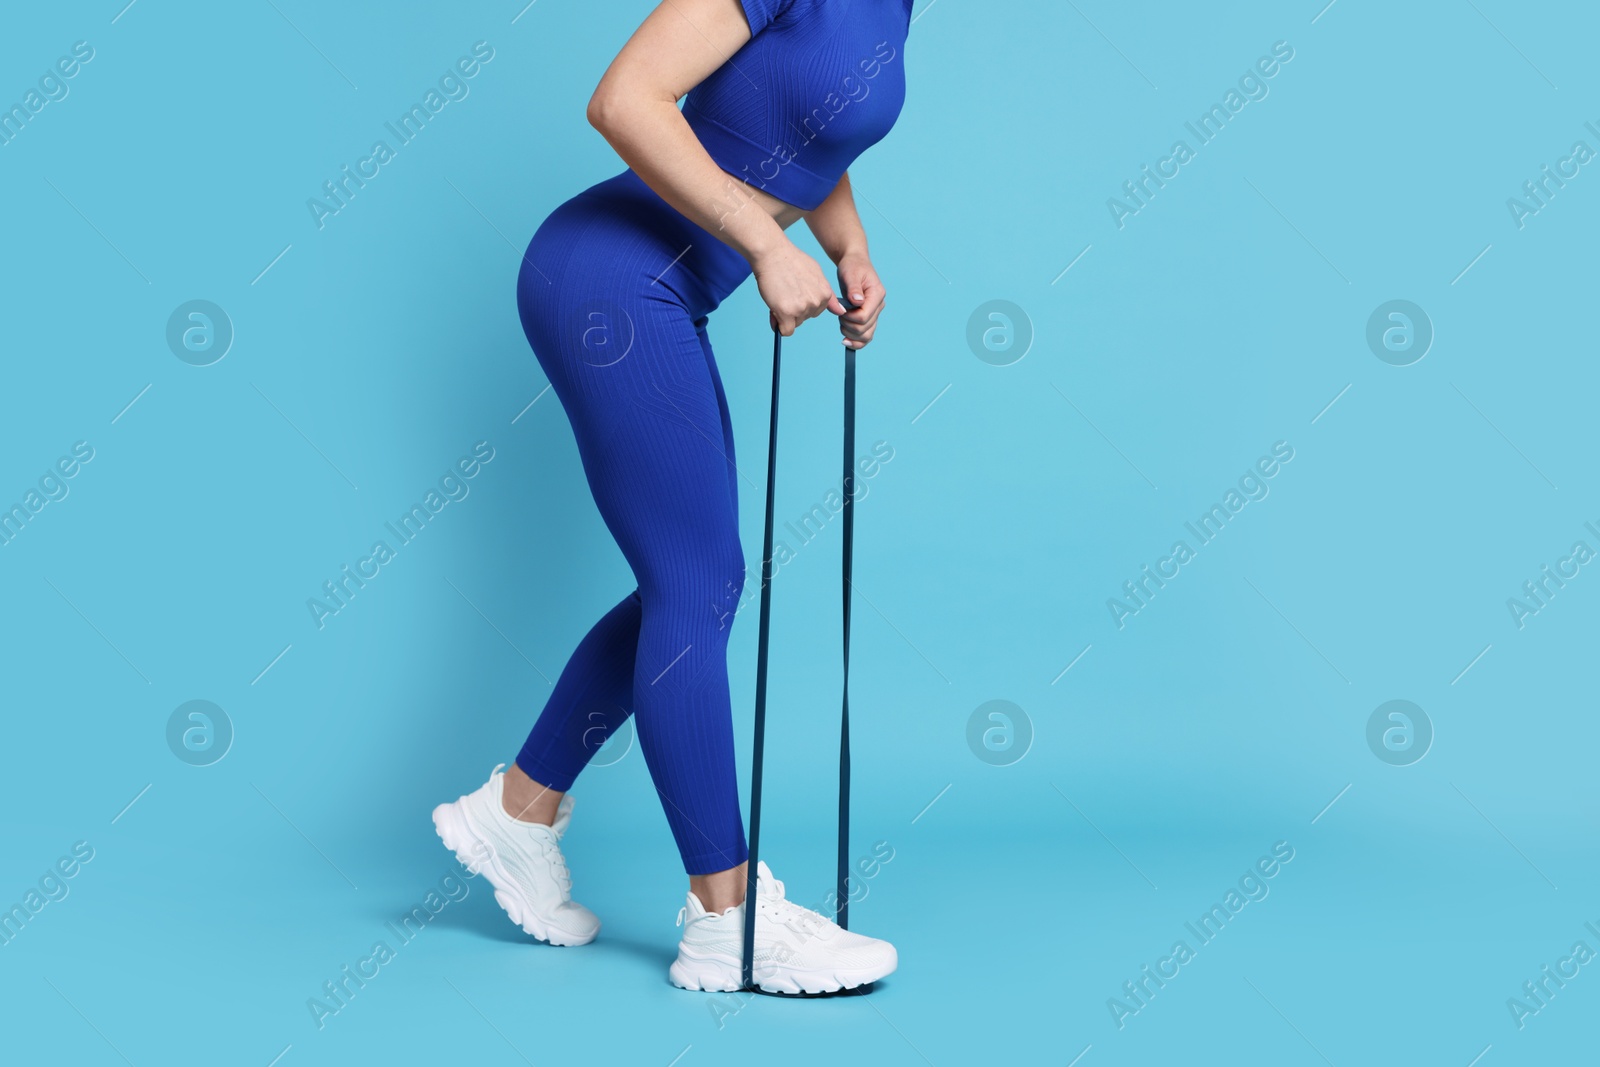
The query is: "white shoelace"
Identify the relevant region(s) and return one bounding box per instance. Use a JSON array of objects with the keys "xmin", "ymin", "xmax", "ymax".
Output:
[
  {"xmin": 761, "ymin": 896, "xmax": 832, "ymax": 937},
  {"xmin": 493, "ymin": 764, "xmax": 573, "ymax": 897},
  {"xmin": 756, "ymin": 874, "xmax": 833, "ymax": 938},
  {"xmin": 536, "ymin": 836, "xmax": 572, "ymax": 896}
]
